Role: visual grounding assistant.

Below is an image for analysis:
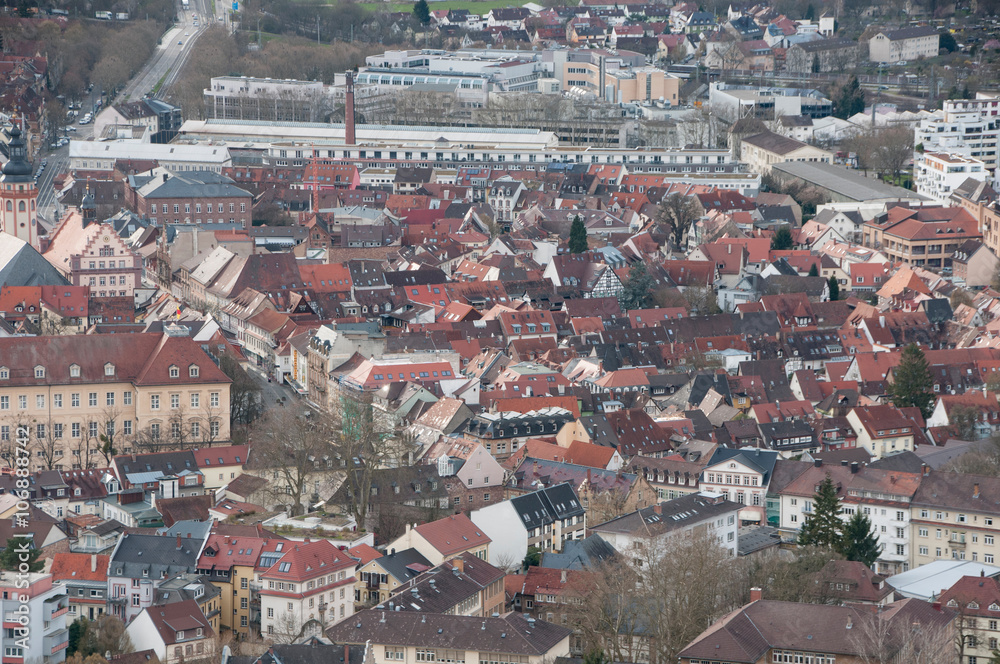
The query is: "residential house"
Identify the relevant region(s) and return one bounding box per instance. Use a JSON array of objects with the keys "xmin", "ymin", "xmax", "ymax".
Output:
[
  {"xmin": 846, "ymin": 405, "xmax": 916, "ymax": 459},
  {"xmin": 354, "ymin": 547, "xmax": 430, "ymax": 607},
  {"xmin": 125, "ymin": 599, "xmax": 215, "ymax": 664},
  {"xmin": 699, "ymin": 448, "xmax": 780, "ymax": 524},
  {"xmin": 50, "ymin": 552, "xmax": 109, "ymax": 622},
  {"xmin": 471, "ymin": 484, "xmax": 586, "ymax": 570},
  {"xmin": 381, "ymin": 553, "xmax": 505, "ymax": 617},
  {"xmin": 386, "ymin": 513, "xmax": 491, "ymax": 567},
  {"xmin": 910, "ymin": 471, "xmax": 1000, "ymax": 569},
  {"xmin": 107, "ymin": 533, "xmax": 201, "ymax": 622},
  {"xmin": 0, "ymin": 573, "xmax": 70, "ymax": 664},
  {"xmin": 258, "ymin": 539, "xmax": 357, "ymax": 640},
  {"xmin": 590, "ymin": 491, "xmax": 742, "ymax": 557}
]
